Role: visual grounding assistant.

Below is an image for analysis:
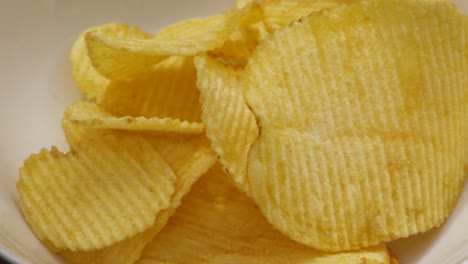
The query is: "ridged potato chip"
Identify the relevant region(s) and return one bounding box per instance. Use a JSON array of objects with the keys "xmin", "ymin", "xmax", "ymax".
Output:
[
  {"xmin": 64, "ymin": 101, "xmax": 204, "ymax": 135},
  {"xmin": 152, "ymin": 11, "xmax": 231, "ymax": 41},
  {"xmin": 60, "ymin": 135, "xmax": 217, "ymax": 264},
  {"xmin": 261, "ymin": 0, "xmax": 356, "ymax": 31},
  {"xmin": 235, "ymin": 0, "xmax": 254, "ymax": 9},
  {"xmin": 209, "ymin": 21, "xmax": 267, "ymax": 65},
  {"xmin": 195, "ymin": 55, "xmax": 258, "ymax": 193},
  {"xmin": 243, "ymin": 0, "xmax": 467, "ymax": 251},
  {"xmin": 208, "ymin": 3, "xmax": 265, "ymax": 64},
  {"xmin": 61, "ymin": 227, "xmax": 158, "ymax": 264},
  {"xmin": 67, "ymin": 56, "xmax": 204, "ymax": 136},
  {"xmin": 86, "ymin": 3, "xmax": 261, "ymax": 81},
  {"xmin": 70, "ymin": 23, "xmax": 152, "ymax": 99},
  {"xmin": 98, "ymin": 56, "xmax": 202, "ymax": 124},
  {"xmin": 62, "ymin": 115, "xmax": 94, "ymax": 148},
  {"xmin": 135, "ymin": 165, "xmax": 395, "ymax": 264},
  {"xmin": 59, "ymin": 119, "xmax": 216, "ymax": 262},
  {"xmin": 17, "ymin": 133, "xmax": 177, "ymax": 251}
]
